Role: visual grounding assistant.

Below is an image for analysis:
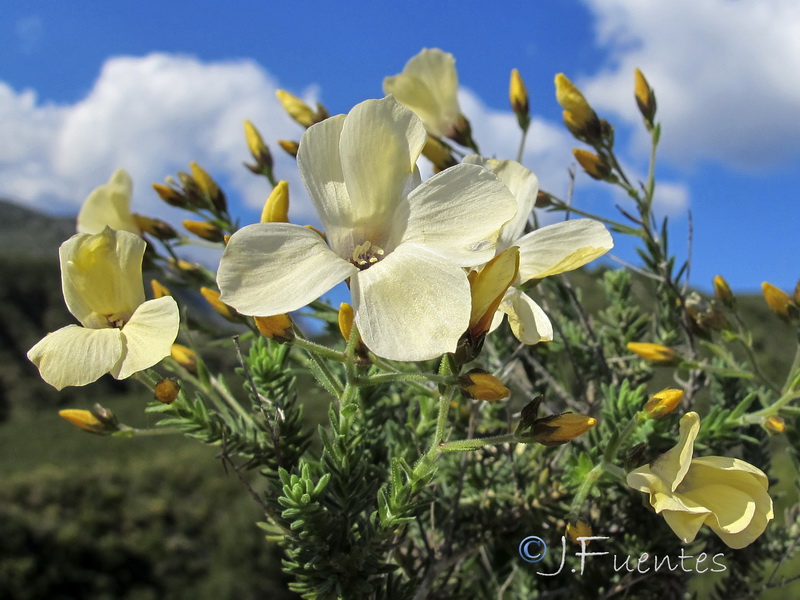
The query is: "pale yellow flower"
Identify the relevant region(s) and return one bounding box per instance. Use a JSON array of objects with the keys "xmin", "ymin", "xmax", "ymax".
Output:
[
  {"xmin": 383, "ymin": 48, "xmax": 462, "ymax": 139},
  {"xmin": 28, "ymin": 228, "xmax": 179, "ymax": 389},
  {"xmin": 77, "ymin": 169, "xmax": 141, "ymax": 235},
  {"xmin": 627, "ymin": 412, "xmax": 773, "ymax": 549}
]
